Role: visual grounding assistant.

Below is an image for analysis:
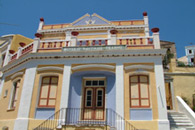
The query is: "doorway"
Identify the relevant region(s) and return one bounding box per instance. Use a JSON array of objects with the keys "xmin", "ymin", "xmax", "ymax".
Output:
[{"xmin": 82, "ymin": 78, "xmax": 106, "ymax": 120}]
